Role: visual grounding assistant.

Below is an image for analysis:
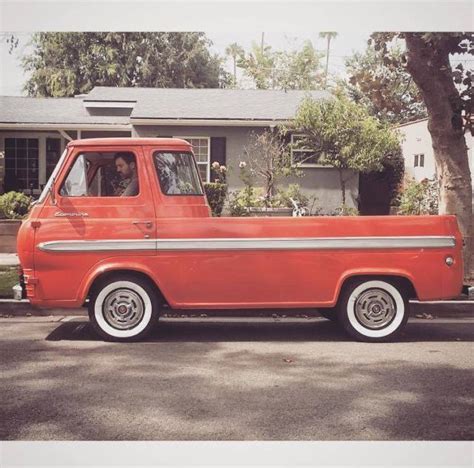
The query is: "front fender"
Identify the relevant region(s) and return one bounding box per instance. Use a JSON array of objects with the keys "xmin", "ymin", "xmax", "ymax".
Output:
[{"xmin": 76, "ymin": 257, "xmax": 169, "ymax": 305}]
